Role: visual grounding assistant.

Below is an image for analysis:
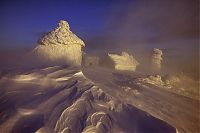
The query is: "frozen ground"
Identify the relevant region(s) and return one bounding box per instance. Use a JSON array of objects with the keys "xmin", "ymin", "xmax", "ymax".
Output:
[
  {"xmin": 0, "ymin": 65, "xmax": 198, "ymax": 133},
  {"xmin": 83, "ymin": 67, "xmax": 199, "ymax": 133}
]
